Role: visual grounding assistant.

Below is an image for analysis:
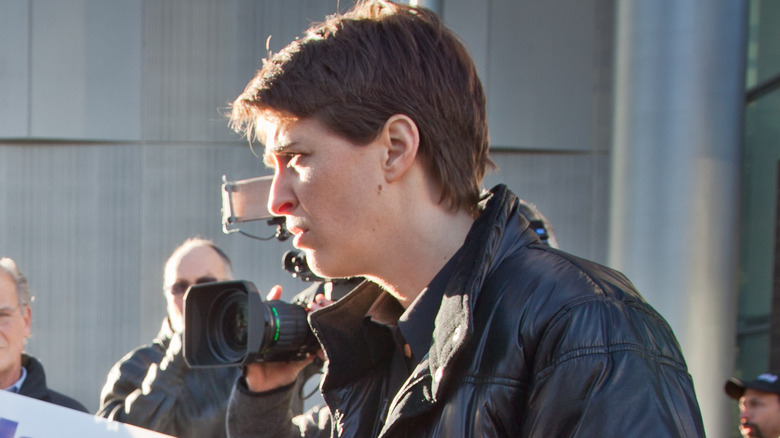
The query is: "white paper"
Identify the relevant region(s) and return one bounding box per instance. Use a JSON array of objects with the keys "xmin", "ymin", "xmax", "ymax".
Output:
[{"xmin": 0, "ymin": 390, "xmax": 174, "ymax": 438}]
